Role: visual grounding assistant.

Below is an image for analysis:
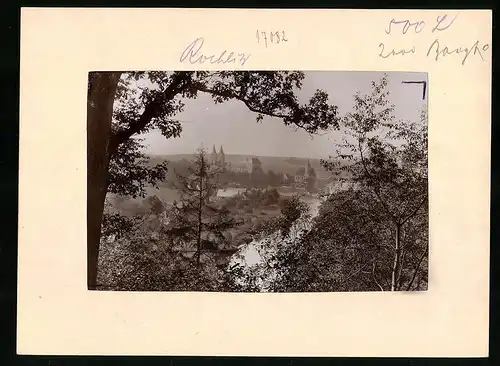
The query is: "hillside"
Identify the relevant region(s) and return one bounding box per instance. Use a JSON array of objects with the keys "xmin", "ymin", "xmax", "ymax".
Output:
[{"xmin": 148, "ymin": 153, "xmax": 336, "ymax": 178}]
